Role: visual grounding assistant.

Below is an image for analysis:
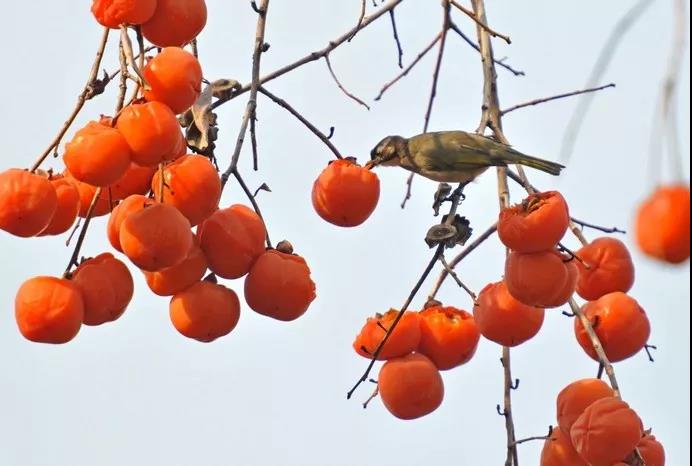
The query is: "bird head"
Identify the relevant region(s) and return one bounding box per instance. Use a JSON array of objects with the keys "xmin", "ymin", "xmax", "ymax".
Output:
[{"xmin": 369, "ymin": 135, "xmax": 407, "ymax": 167}]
